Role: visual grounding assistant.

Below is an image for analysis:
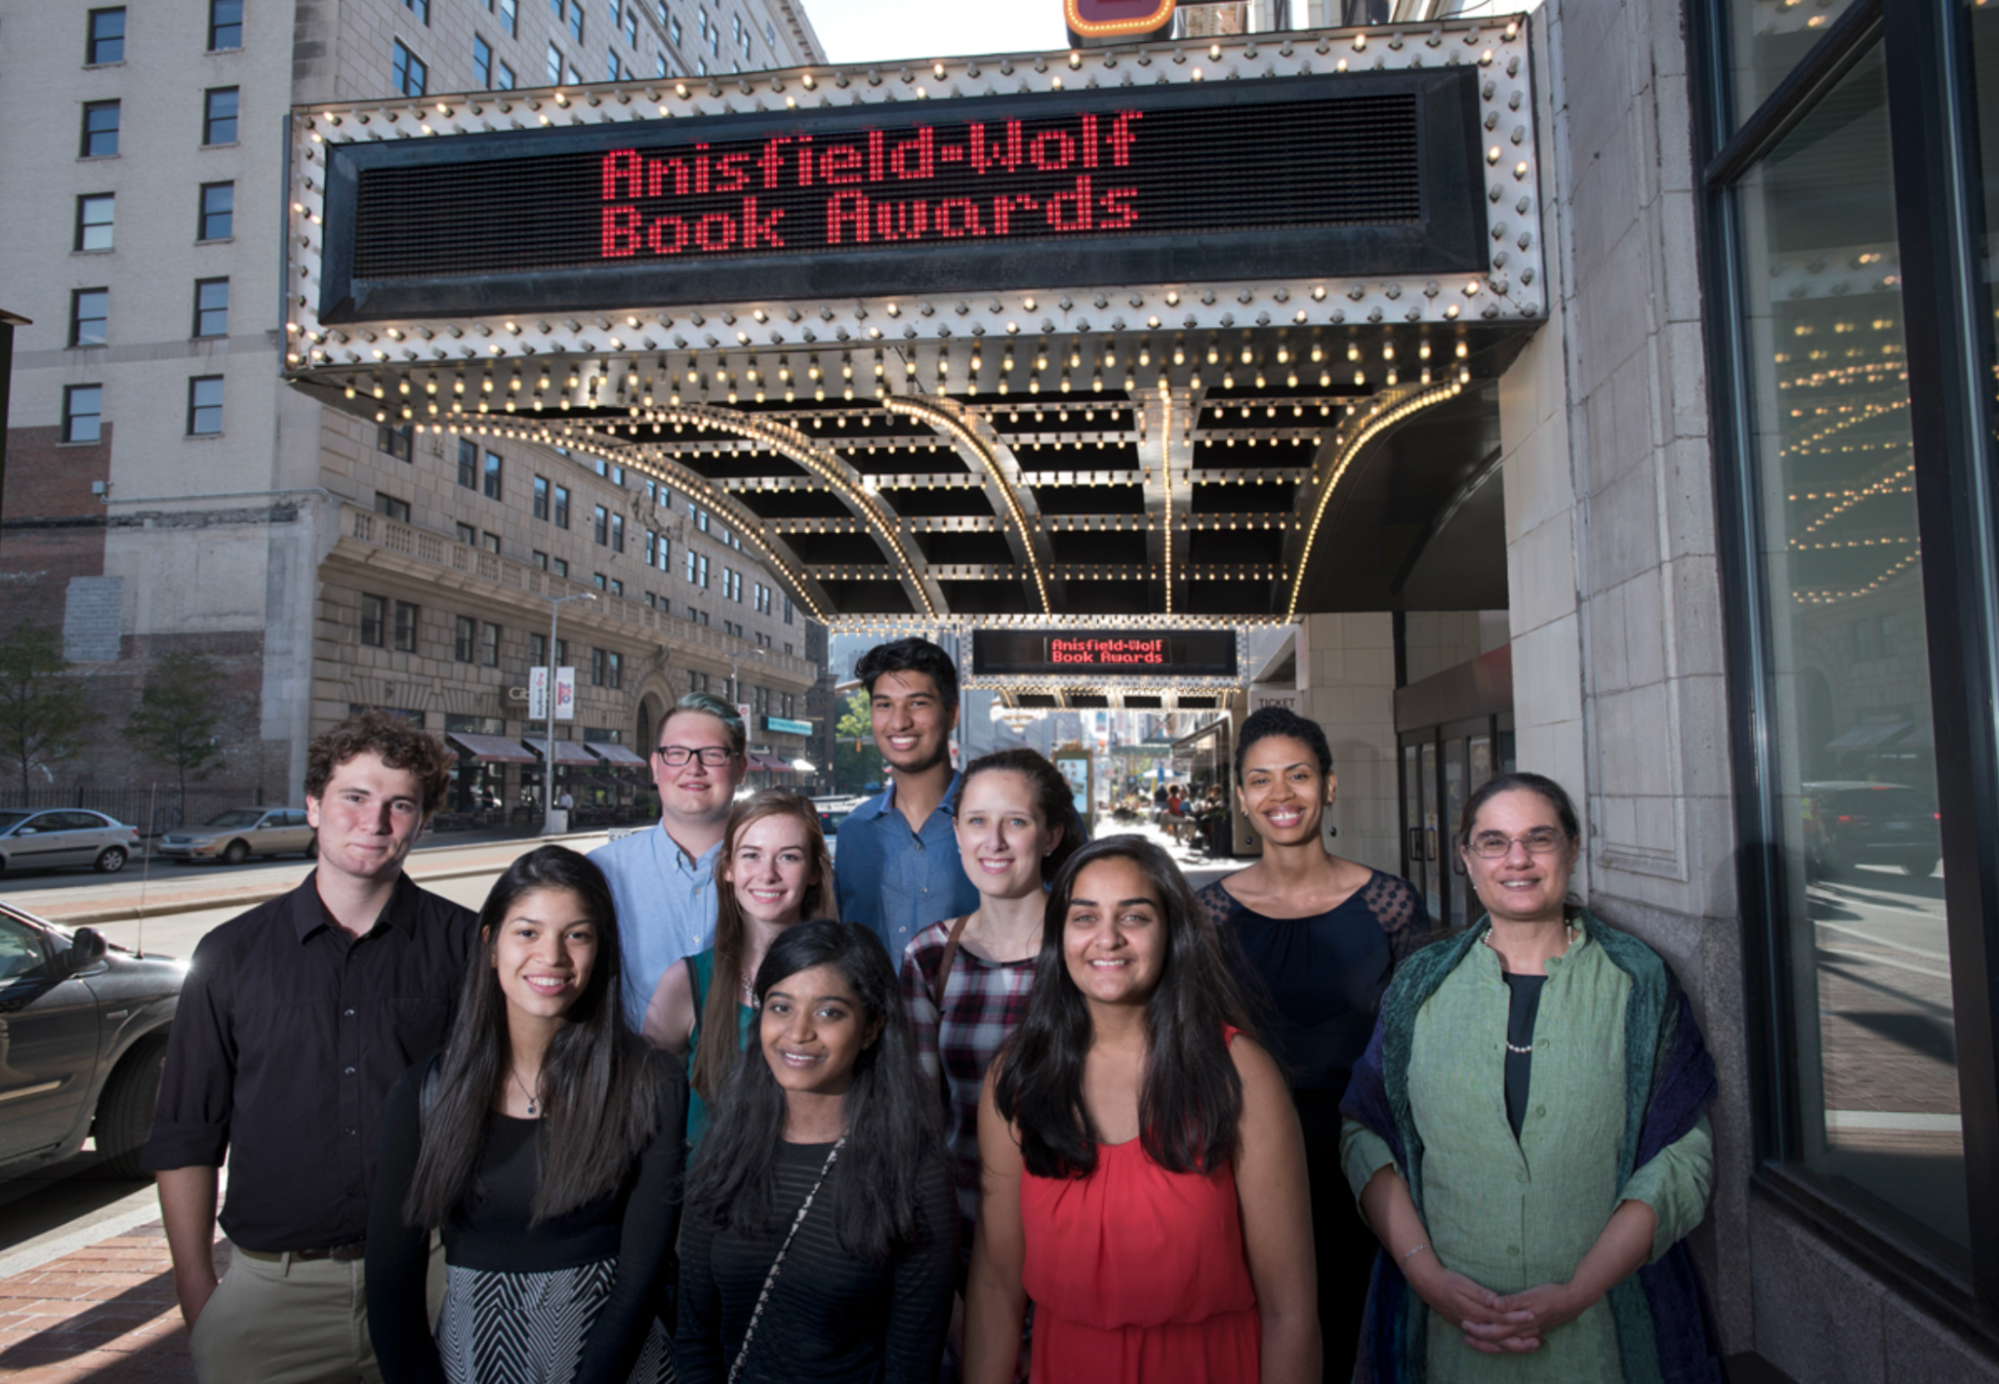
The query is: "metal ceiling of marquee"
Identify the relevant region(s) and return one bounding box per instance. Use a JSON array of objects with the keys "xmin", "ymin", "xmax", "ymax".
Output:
[{"xmin": 282, "ymin": 16, "xmax": 1546, "ymax": 633}]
